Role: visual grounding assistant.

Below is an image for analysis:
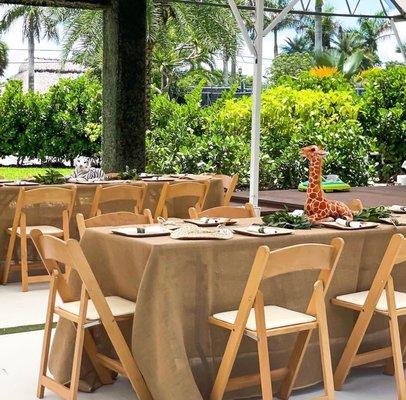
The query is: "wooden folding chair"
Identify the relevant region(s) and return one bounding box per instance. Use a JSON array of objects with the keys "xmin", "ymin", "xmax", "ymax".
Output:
[
  {"xmin": 154, "ymin": 181, "xmax": 210, "ymax": 219},
  {"xmin": 332, "ymin": 233, "xmax": 406, "ymax": 399},
  {"xmin": 209, "ymin": 238, "xmax": 344, "ymax": 400},
  {"xmin": 76, "ymin": 210, "xmax": 154, "ymax": 239},
  {"xmin": 210, "ymin": 174, "xmax": 238, "ymax": 206},
  {"xmin": 2, "ymin": 186, "xmax": 77, "ymax": 291},
  {"xmin": 189, "ymin": 203, "xmax": 256, "ymax": 219},
  {"xmin": 347, "ymin": 198, "xmax": 363, "ymax": 213},
  {"xmin": 30, "ymin": 230, "xmax": 152, "ymax": 400},
  {"xmin": 90, "ymin": 183, "xmax": 147, "ymax": 217}
]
